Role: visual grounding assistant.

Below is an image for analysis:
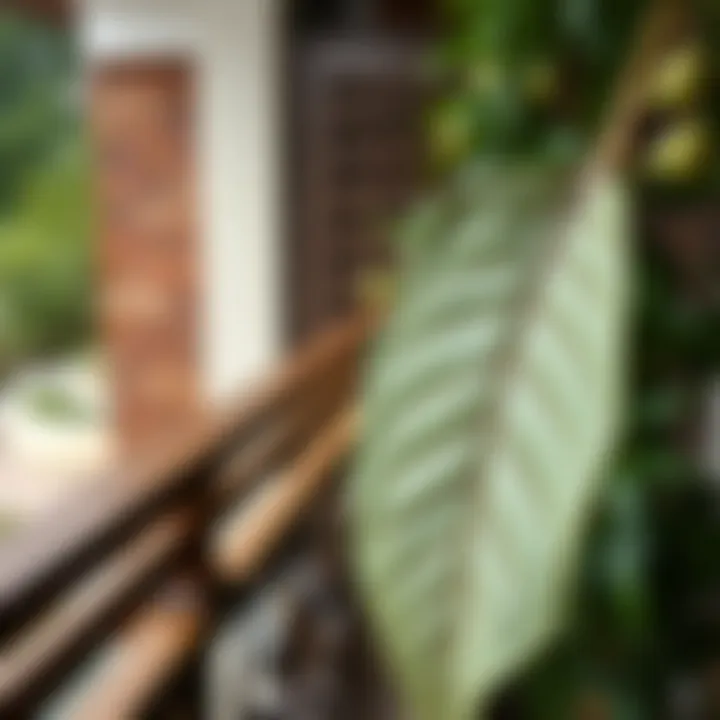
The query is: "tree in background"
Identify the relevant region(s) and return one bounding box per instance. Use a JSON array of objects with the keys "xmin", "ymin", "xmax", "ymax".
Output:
[
  {"xmin": 0, "ymin": 12, "xmax": 75, "ymax": 212},
  {"xmin": 0, "ymin": 11, "xmax": 90, "ymax": 377}
]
